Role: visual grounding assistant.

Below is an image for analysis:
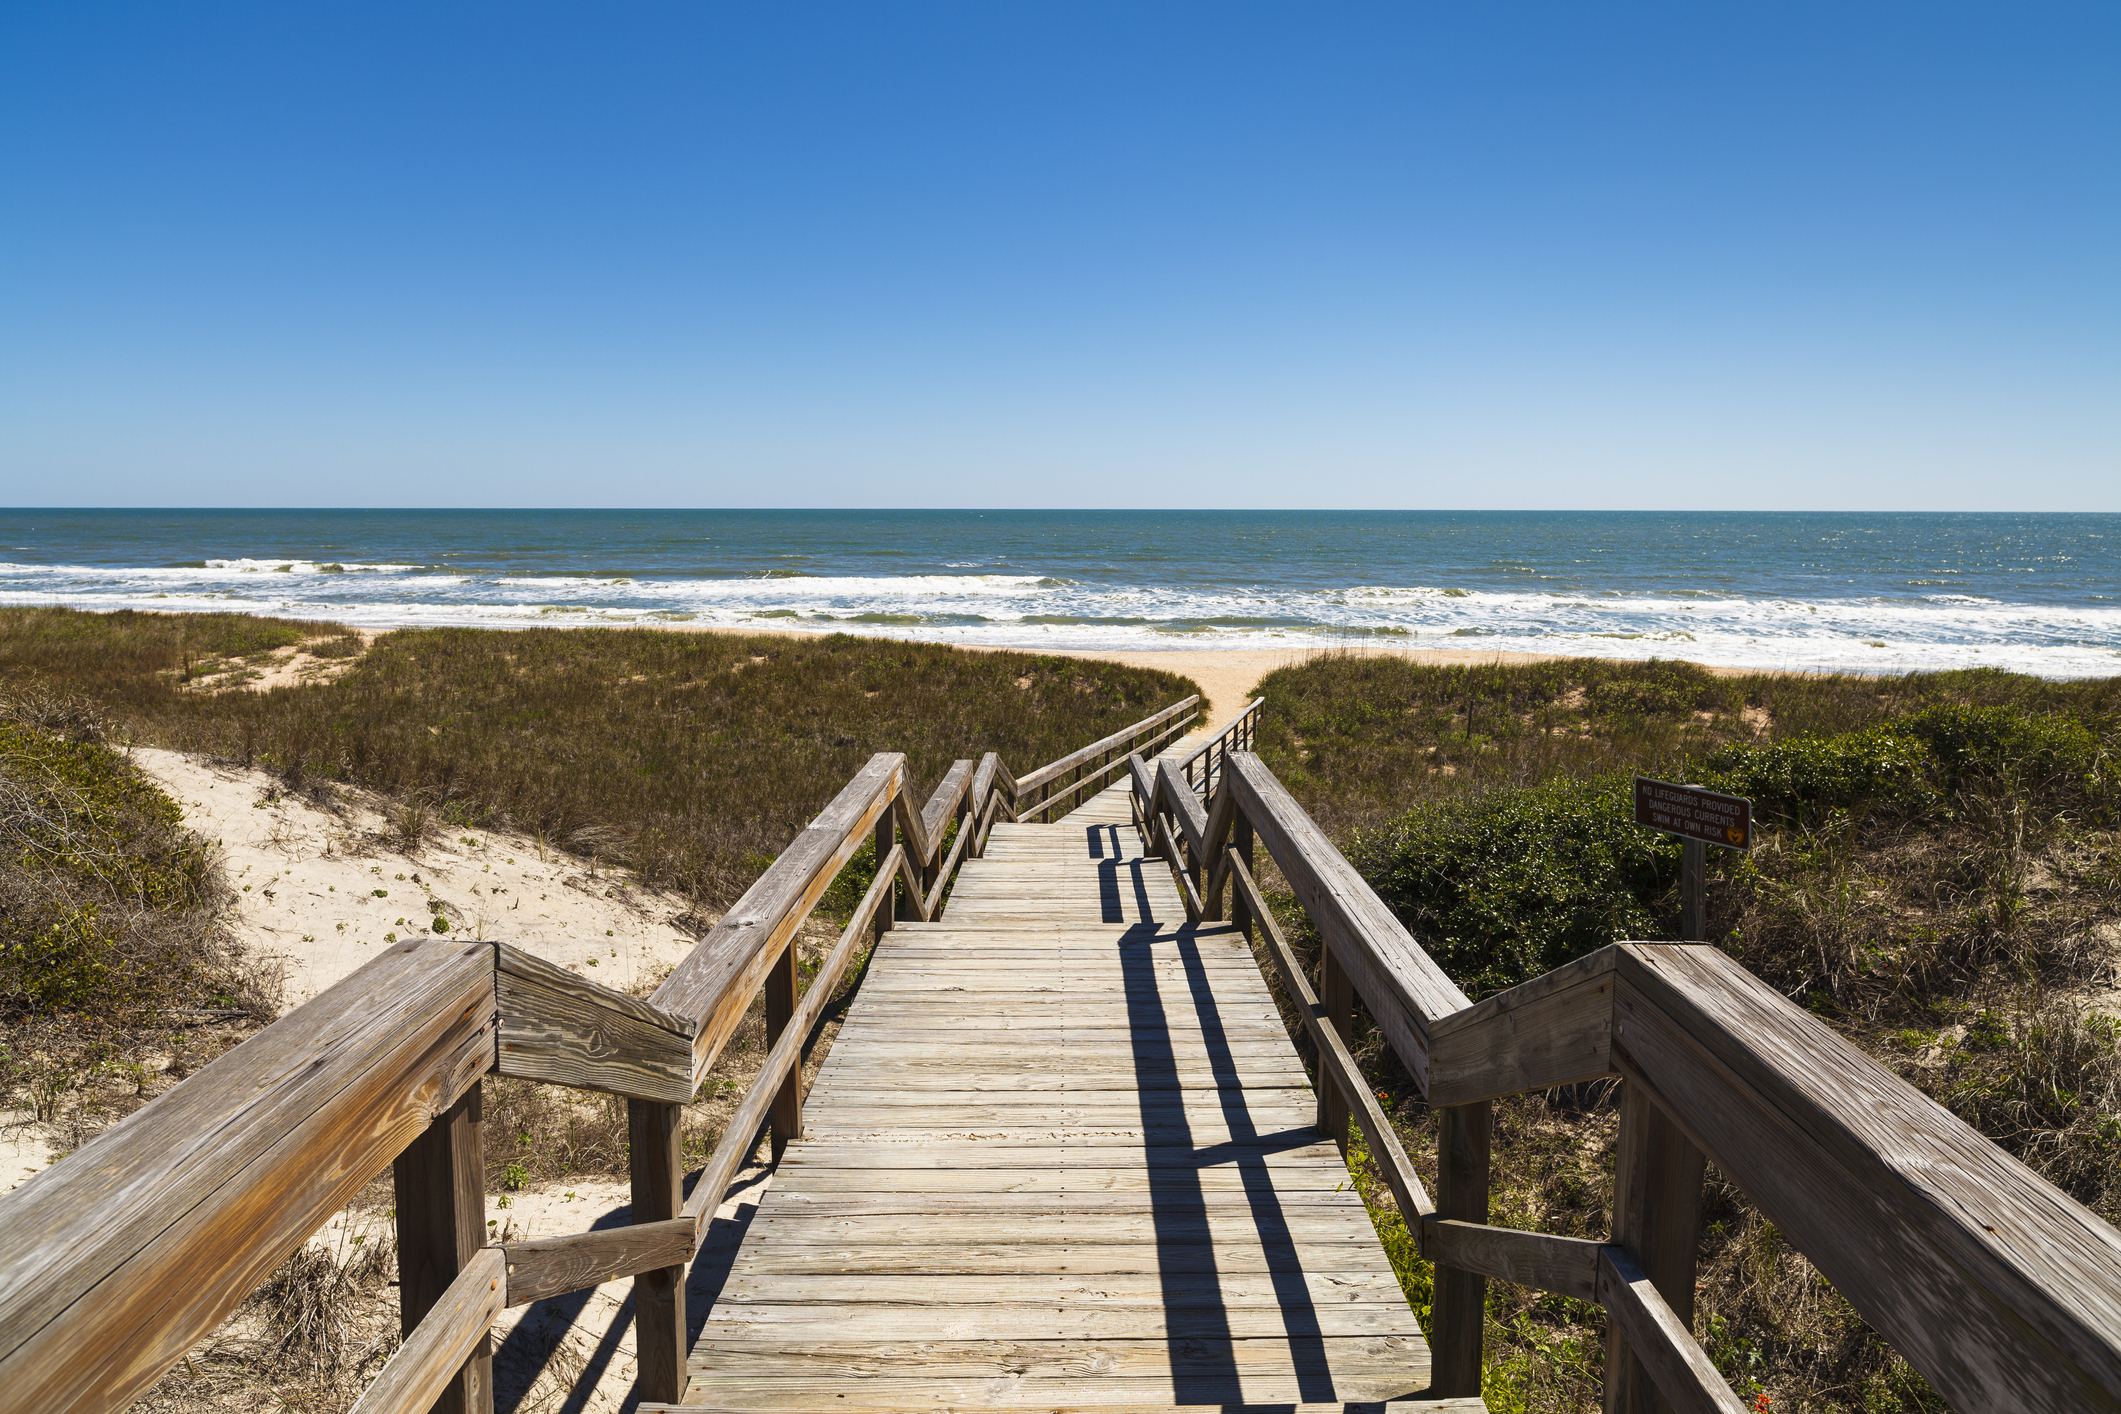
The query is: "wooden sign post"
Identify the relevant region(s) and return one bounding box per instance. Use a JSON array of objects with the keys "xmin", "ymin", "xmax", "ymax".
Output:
[{"xmin": 1632, "ymin": 777, "xmax": 1751, "ymax": 941}]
